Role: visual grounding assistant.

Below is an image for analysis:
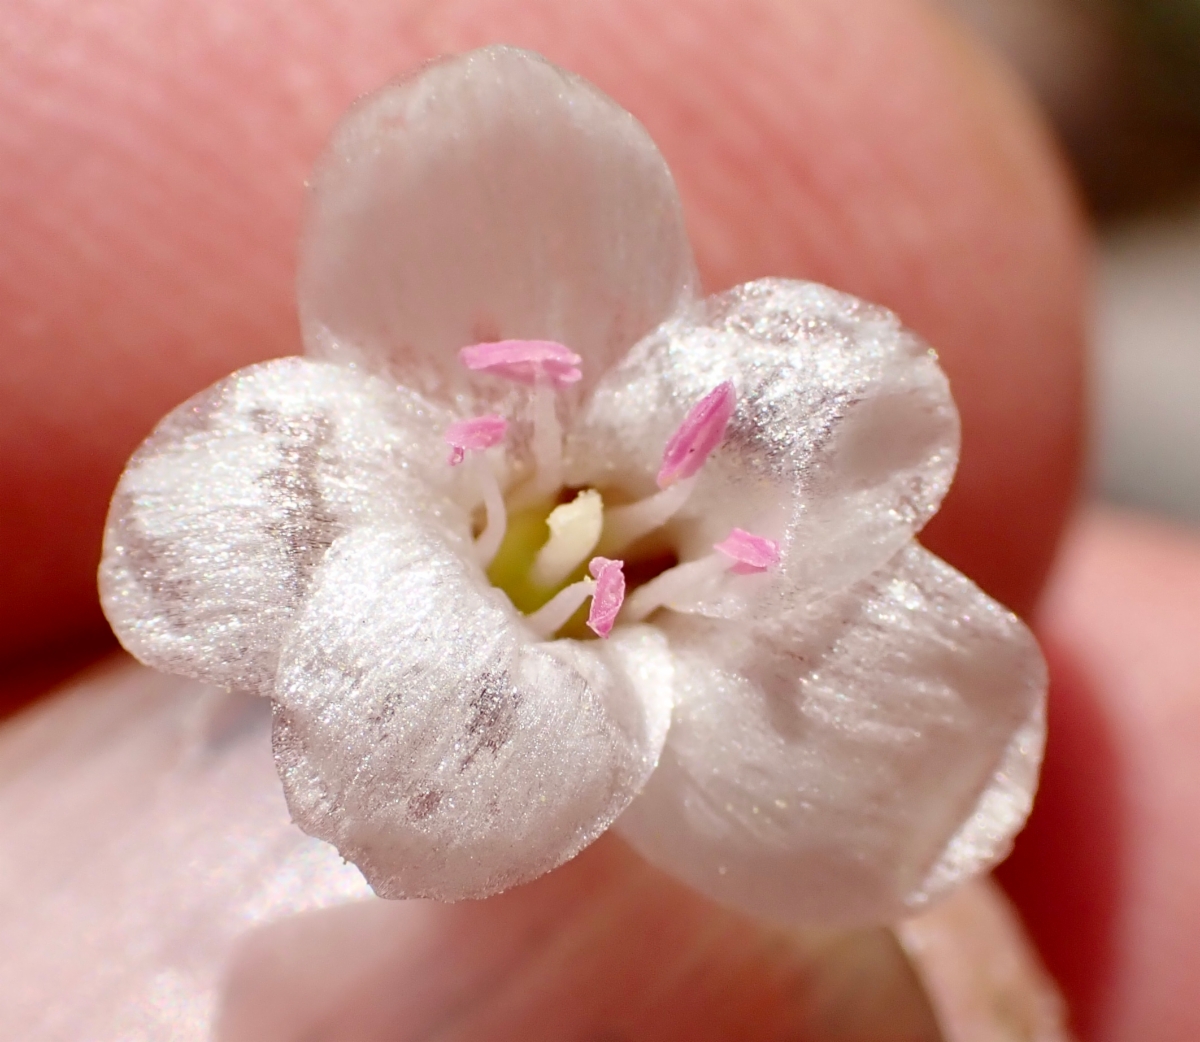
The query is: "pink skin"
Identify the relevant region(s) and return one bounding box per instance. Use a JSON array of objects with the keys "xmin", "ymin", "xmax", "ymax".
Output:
[
  {"xmin": 657, "ymin": 382, "xmax": 735, "ymax": 488},
  {"xmin": 586, "ymin": 557, "xmax": 626, "ymax": 638},
  {"xmin": 9, "ymin": 0, "xmax": 1173, "ymax": 1035},
  {"xmin": 445, "ymin": 414, "xmax": 508, "ymax": 466},
  {"xmin": 3, "ymin": 0, "xmax": 1166, "ymax": 1034},
  {"xmin": 713, "ymin": 528, "xmax": 780, "ymax": 574},
  {"xmin": 459, "ymin": 340, "xmax": 583, "ymax": 387}
]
